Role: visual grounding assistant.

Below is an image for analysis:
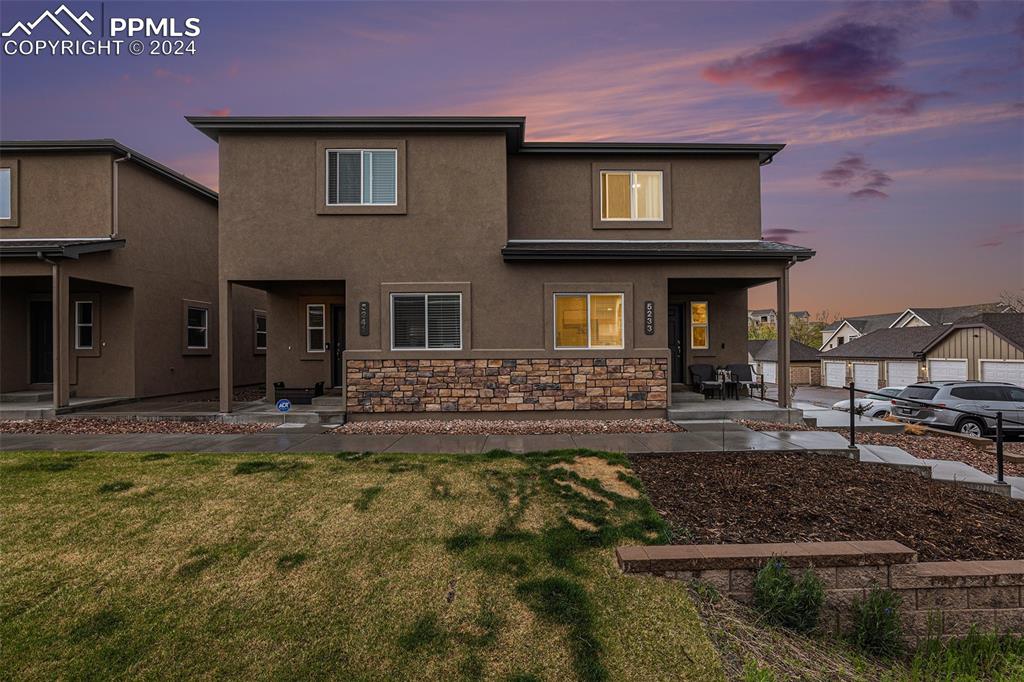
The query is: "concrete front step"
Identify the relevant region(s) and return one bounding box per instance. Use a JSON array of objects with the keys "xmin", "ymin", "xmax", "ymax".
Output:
[
  {"xmin": 0, "ymin": 390, "xmax": 53, "ymax": 403},
  {"xmin": 856, "ymin": 444, "xmax": 933, "ymax": 477},
  {"xmin": 919, "ymin": 459, "xmax": 1013, "ymax": 497},
  {"xmin": 668, "ymin": 406, "xmax": 802, "ymax": 423},
  {"xmin": 670, "ymin": 390, "xmax": 706, "ymax": 403},
  {"xmin": 311, "ymin": 395, "xmax": 346, "ymax": 407}
]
